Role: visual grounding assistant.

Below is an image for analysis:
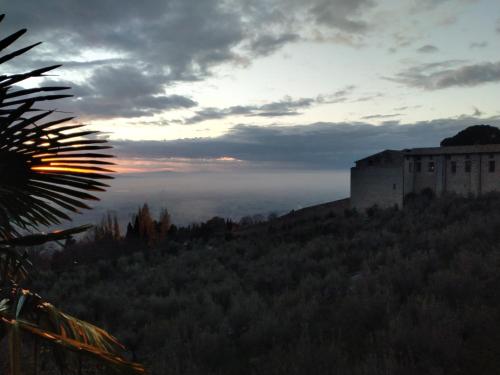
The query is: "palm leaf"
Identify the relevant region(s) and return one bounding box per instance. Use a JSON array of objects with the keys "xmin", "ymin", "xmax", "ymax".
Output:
[
  {"xmin": 0, "ymin": 292, "xmax": 145, "ymax": 374},
  {"xmin": 0, "ymin": 16, "xmax": 114, "ymax": 237}
]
